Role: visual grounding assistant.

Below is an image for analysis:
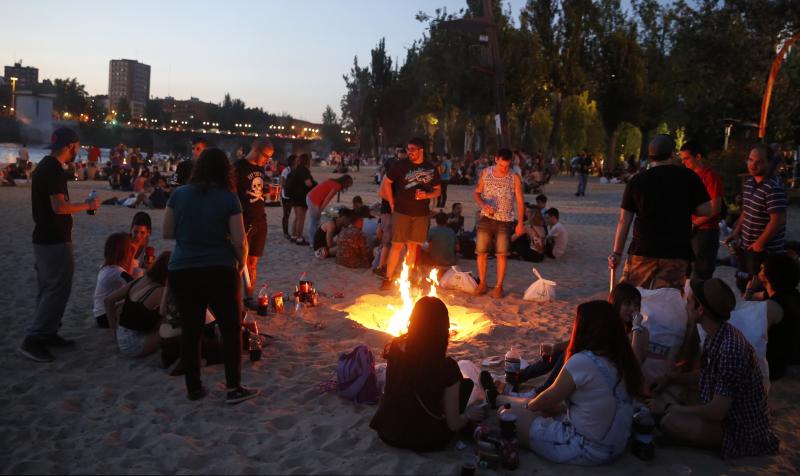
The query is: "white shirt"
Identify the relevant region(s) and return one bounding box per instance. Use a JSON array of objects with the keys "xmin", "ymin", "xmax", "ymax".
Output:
[
  {"xmin": 563, "ymin": 352, "xmax": 626, "ymax": 442},
  {"xmin": 92, "ymin": 265, "xmax": 130, "ymax": 317},
  {"xmin": 547, "ymin": 222, "xmax": 568, "ymax": 258},
  {"xmin": 362, "ymin": 218, "xmax": 379, "ymax": 249}
]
